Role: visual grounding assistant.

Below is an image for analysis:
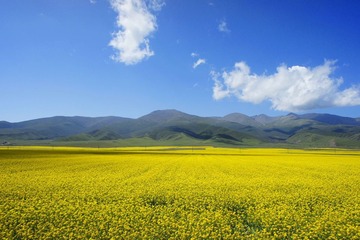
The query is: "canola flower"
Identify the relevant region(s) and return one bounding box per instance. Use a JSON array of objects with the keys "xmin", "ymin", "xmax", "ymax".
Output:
[{"xmin": 0, "ymin": 146, "xmax": 359, "ymax": 239}]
